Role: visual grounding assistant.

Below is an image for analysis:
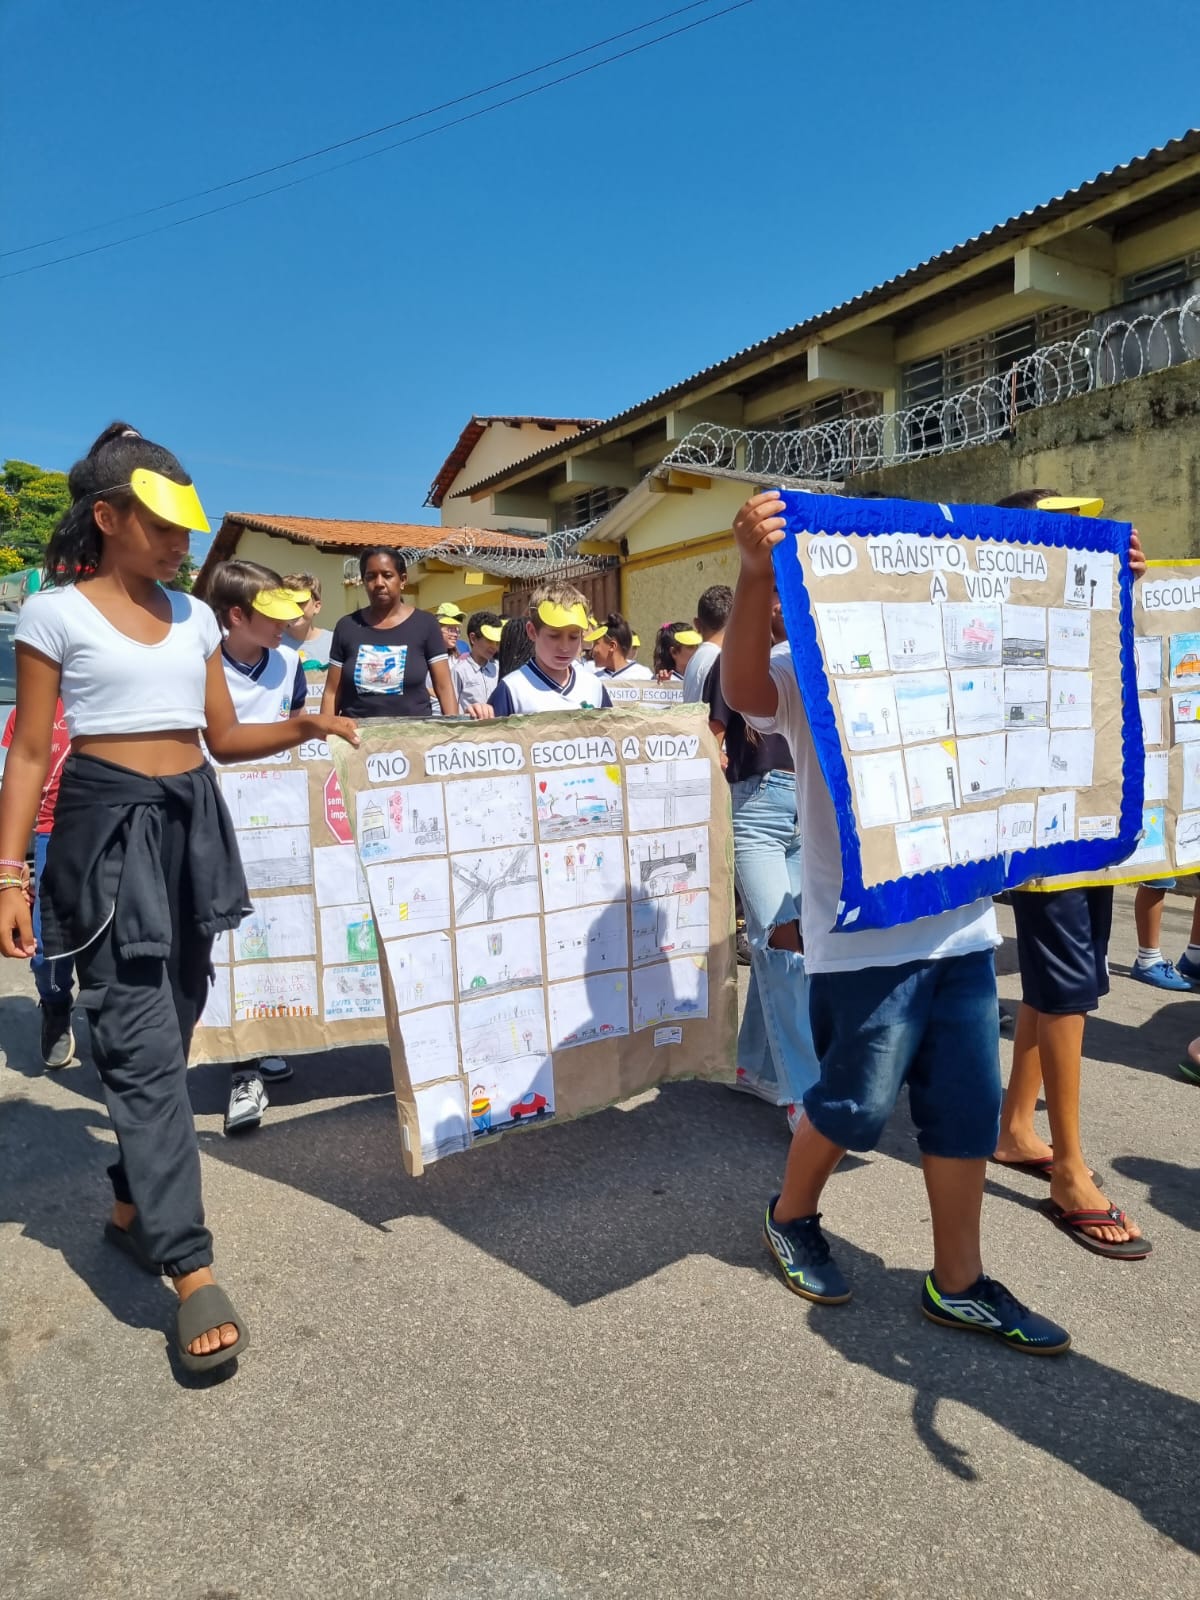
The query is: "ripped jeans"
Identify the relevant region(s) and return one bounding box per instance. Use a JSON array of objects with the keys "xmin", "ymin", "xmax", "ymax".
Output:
[{"xmin": 731, "ymin": 772, "xmax": 819, "ymax": 1107}]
